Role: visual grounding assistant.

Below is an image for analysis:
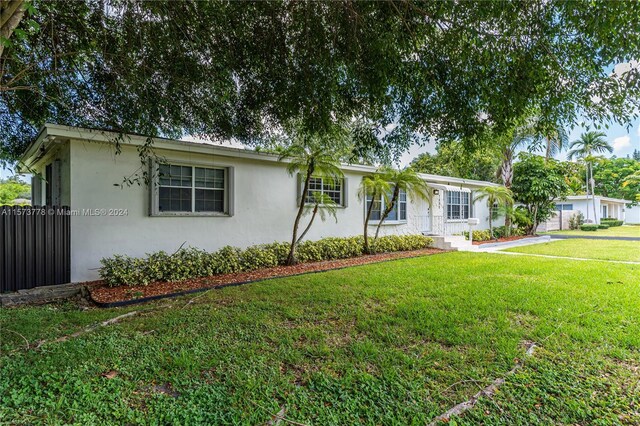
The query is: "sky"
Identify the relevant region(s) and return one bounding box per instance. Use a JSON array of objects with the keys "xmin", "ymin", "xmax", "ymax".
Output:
[
  {"xmin": 397, "ymin": 118, "xmax": 640, "ymax": 167},
  {"xmin": 3, "ymin": 118, "xmax": 640, "ymax": 181}
]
